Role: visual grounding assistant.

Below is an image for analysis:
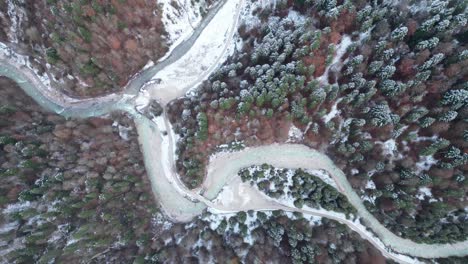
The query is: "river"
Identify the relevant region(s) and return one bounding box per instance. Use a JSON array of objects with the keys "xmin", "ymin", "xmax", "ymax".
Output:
[{"xmin": 0, "ymin": 0, "xmax": 467, "ymax": 262}]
